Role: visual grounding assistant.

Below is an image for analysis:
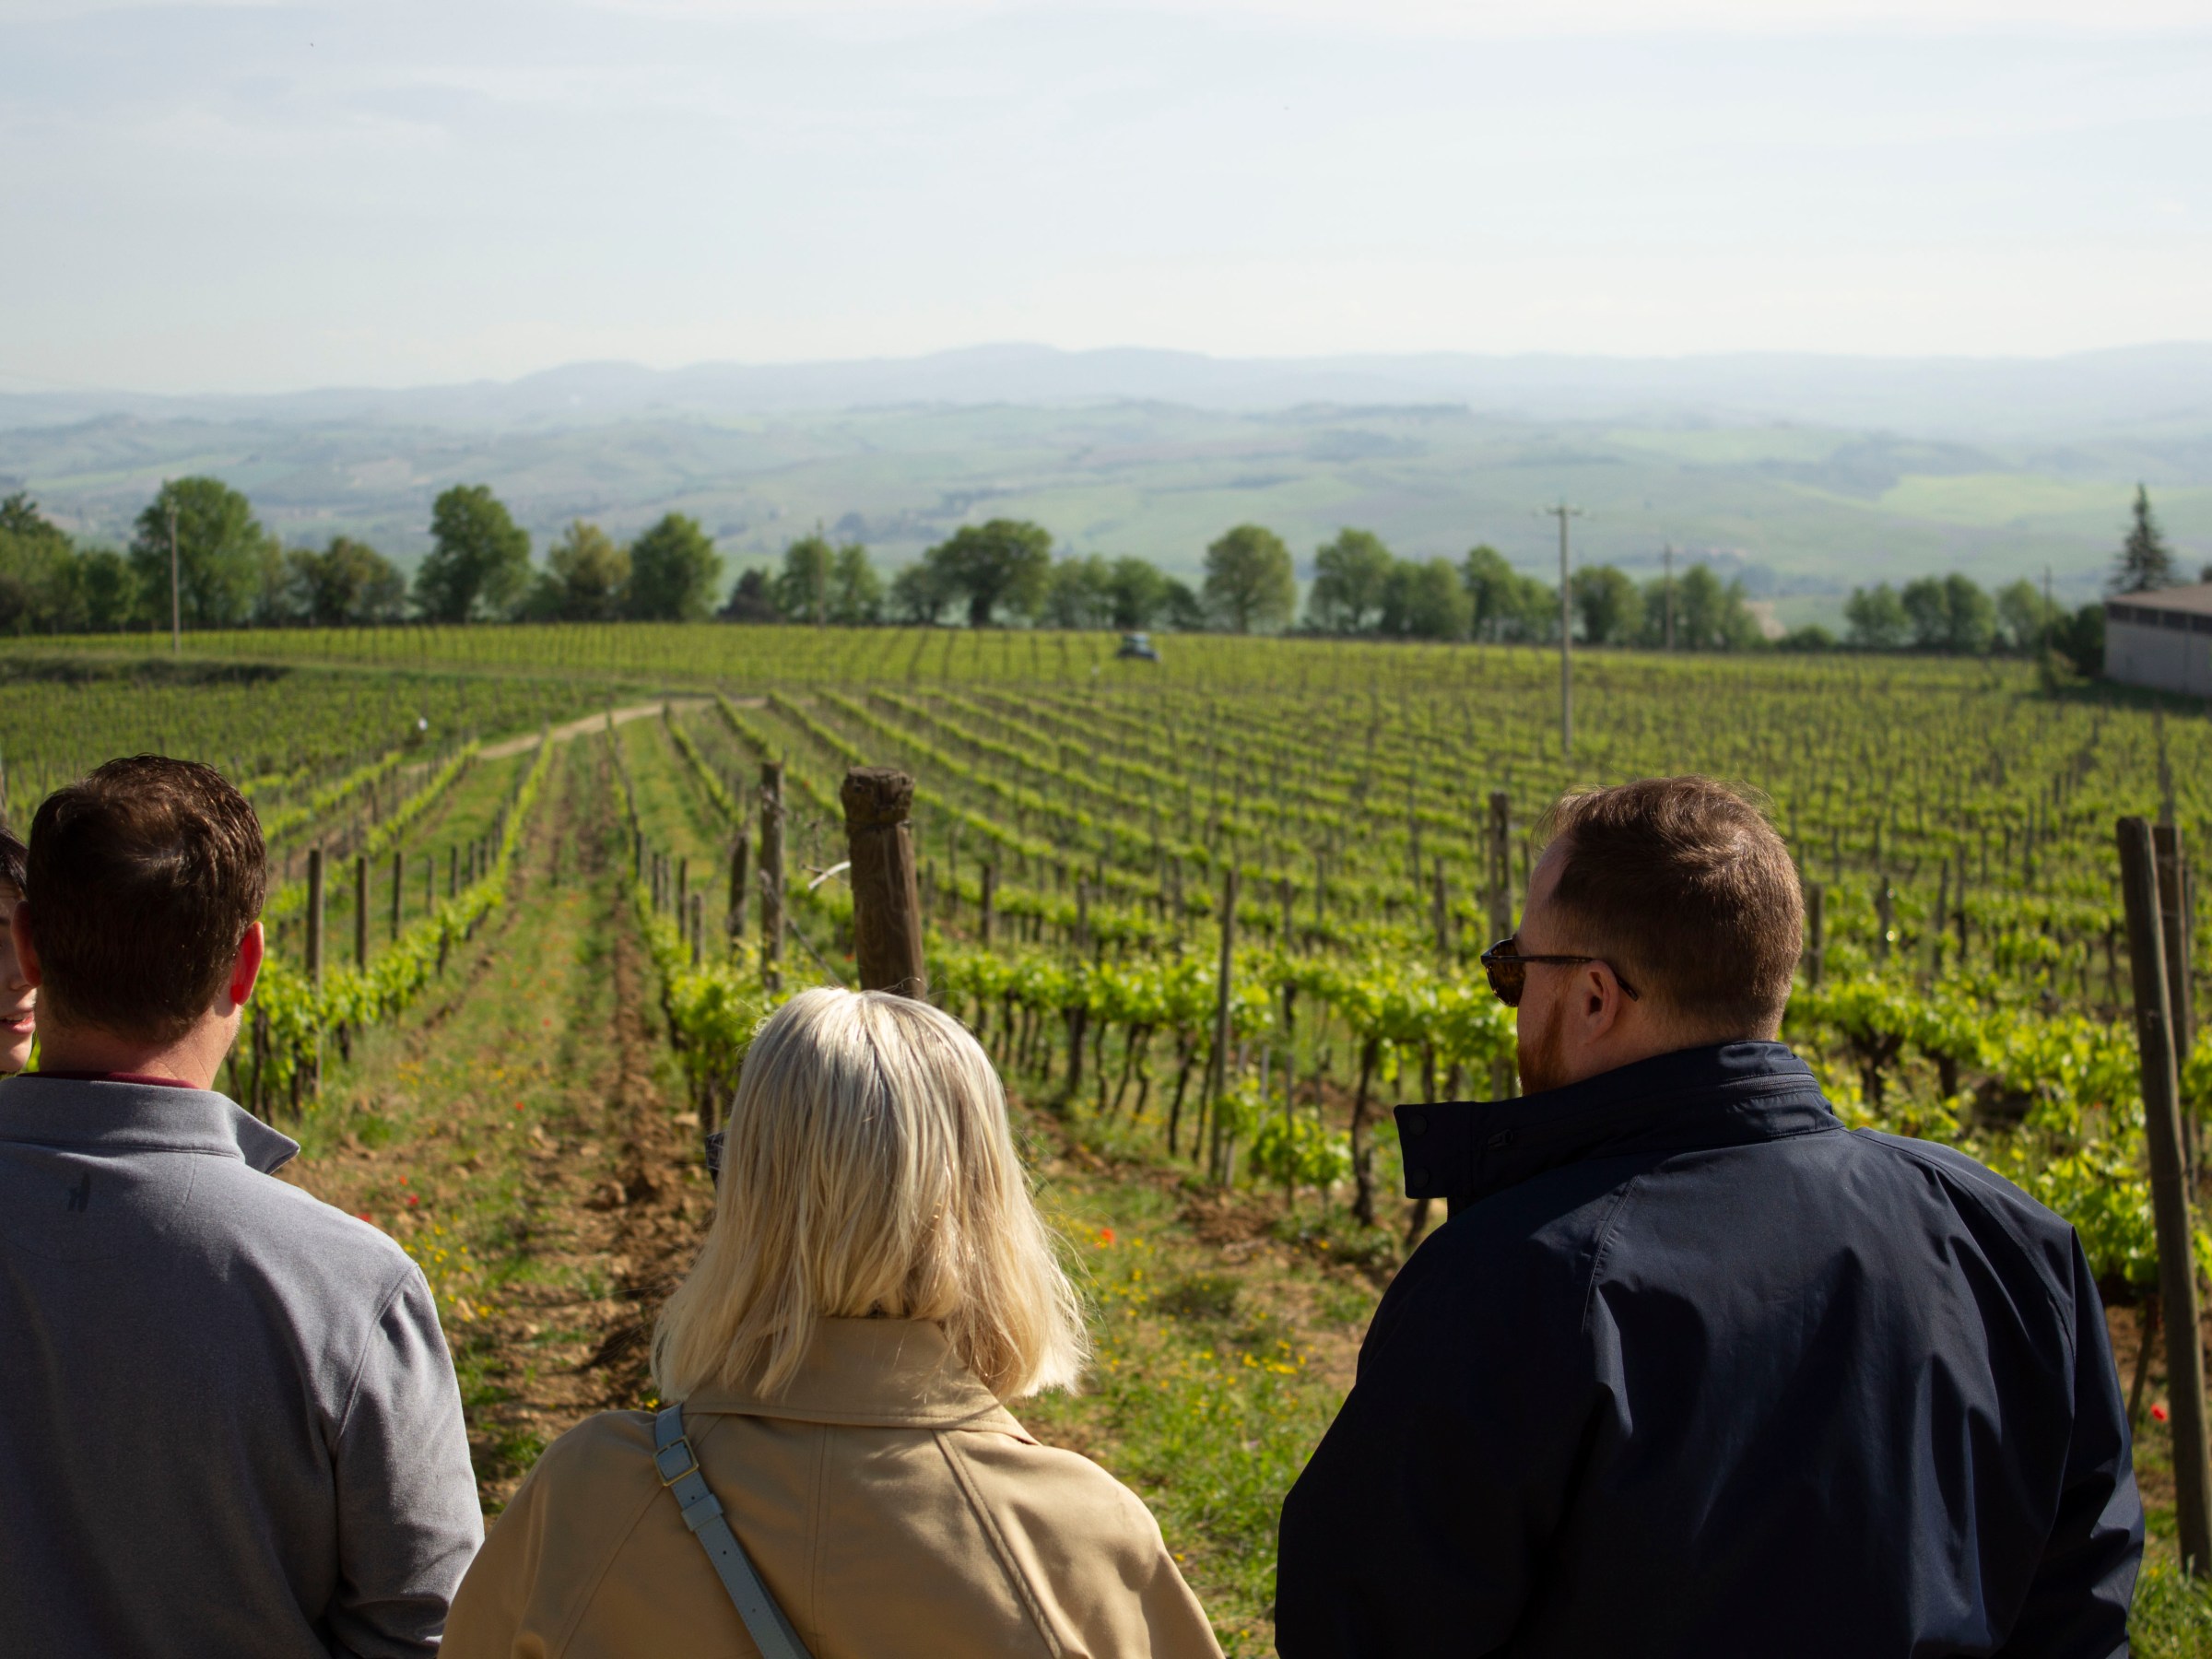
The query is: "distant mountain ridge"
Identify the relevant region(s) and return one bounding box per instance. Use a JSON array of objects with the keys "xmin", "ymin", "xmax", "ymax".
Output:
[{"xmin": 6, "ymin": 342, "xmax": 2212, "ymax": 441}]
